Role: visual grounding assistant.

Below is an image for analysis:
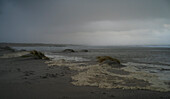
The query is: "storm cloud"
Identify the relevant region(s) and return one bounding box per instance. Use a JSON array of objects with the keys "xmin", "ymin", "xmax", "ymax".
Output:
[{"xmin": 0, "ymin": 0, "xmax": 170, "ymax": 45}]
